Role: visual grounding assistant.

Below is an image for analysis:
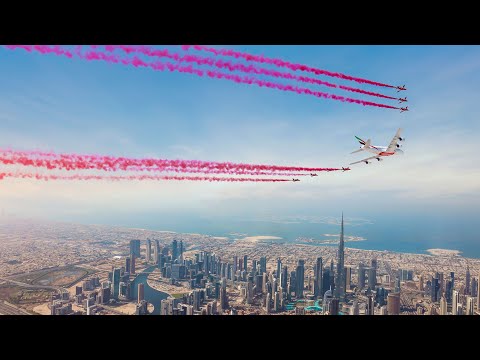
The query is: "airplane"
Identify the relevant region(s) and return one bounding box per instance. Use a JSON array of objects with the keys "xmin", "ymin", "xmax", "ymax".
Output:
[
  {"xmin": 292, "ymin": 178, "xmax": 300, "ymax": 182},
  {"xmin": 400, "ymin": 106, "xmax": 409, "ymax": 113},
  {"xmin": 349, "ymin": 128, "xmax": 404, "ymax": 165},
  {"xmin": 310, "ymin": 173, "xmax": 318, "ymax": 177},
  {"xmin": 341, "ymin": 167, "xmax": 351, "ymax": 172},
  {"xmin": 398, "ymin": 97, "xmax": 407, "ymax": 103},
  {"xmin": 396, "ymin": 84, "xmax": 406, "ymax": 92}
]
